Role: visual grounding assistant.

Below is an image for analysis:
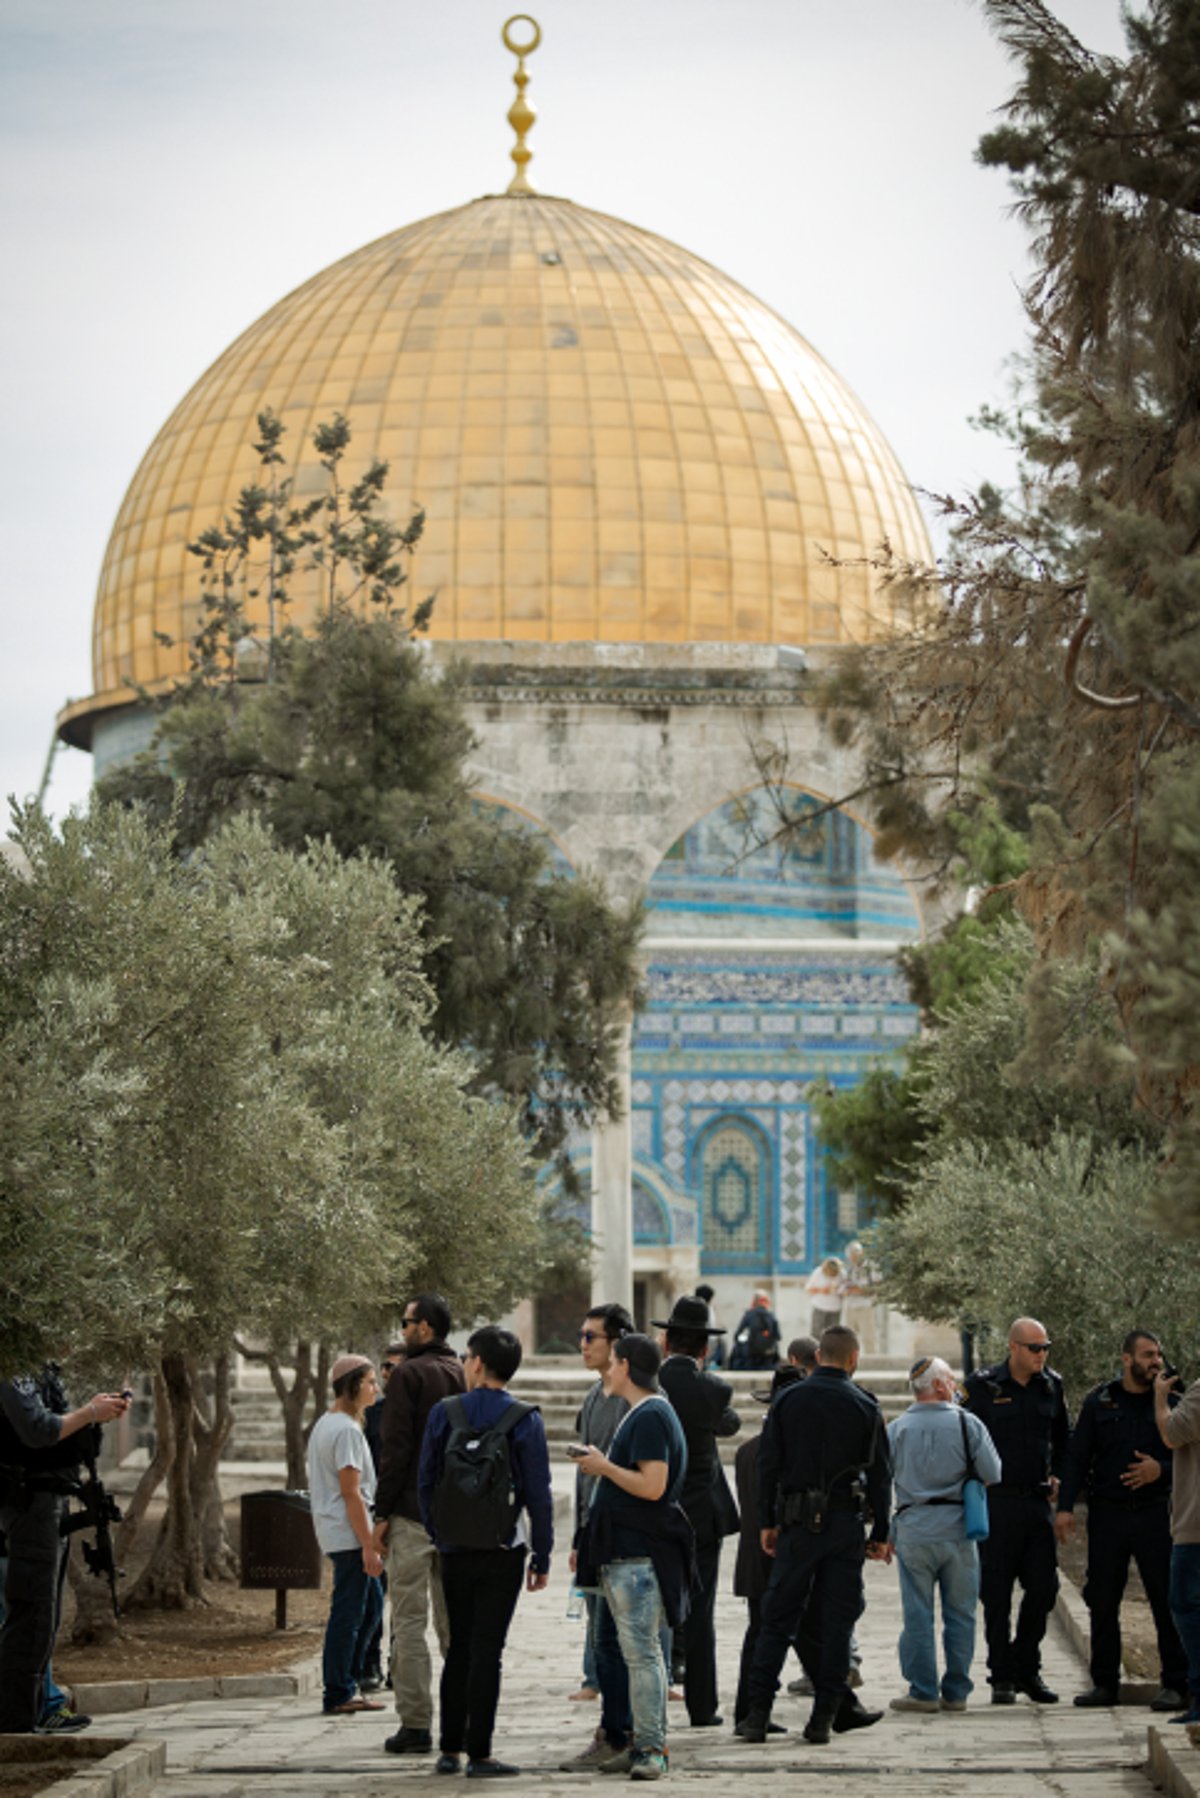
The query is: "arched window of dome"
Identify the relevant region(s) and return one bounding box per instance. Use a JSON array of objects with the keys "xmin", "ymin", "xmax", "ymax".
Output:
[
  {"xmin": 692, "ymin": 1115, "xmax": 772, "ymax": 1275},
  {"xmin": 470, "ymin": 794, "xmax": 576, "ymax": 879},
  {"xmin": 632, "ymin": 1179, "xmax": 671, "ymax": 1247},
  {"xmin": 645, "ymin": 784, "xmax": 922, "ymax": 944}
]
